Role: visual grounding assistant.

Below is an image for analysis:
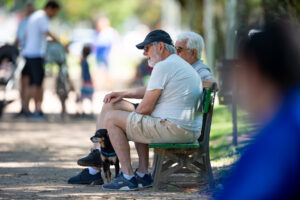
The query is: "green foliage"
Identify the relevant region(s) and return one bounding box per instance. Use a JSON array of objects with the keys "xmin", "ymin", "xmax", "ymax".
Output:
[
  {"xmin": 3, "ymin": 0, "xmax": 161, "ymax": 31},
  {"xmin": 58, "ymin": 0, "xmax": 139, "ymax": 27},
  {"xmin": 1, "ymin": 0, "xmax": 15, "ymax": 10},
  {"xmin": 38, "ymin": 0, "xmax": 160, "ymax": 31}
]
